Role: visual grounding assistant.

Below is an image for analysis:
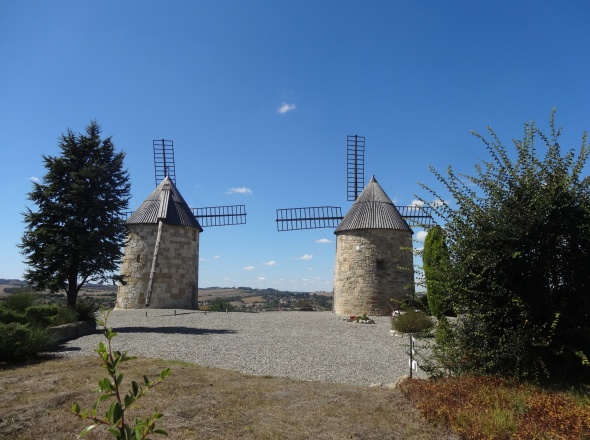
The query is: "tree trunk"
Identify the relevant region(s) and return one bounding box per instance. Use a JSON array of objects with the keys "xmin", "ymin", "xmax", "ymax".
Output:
[{"xmin": 67, "ymin": 274, "xmax": 78, "ymax": 308}]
